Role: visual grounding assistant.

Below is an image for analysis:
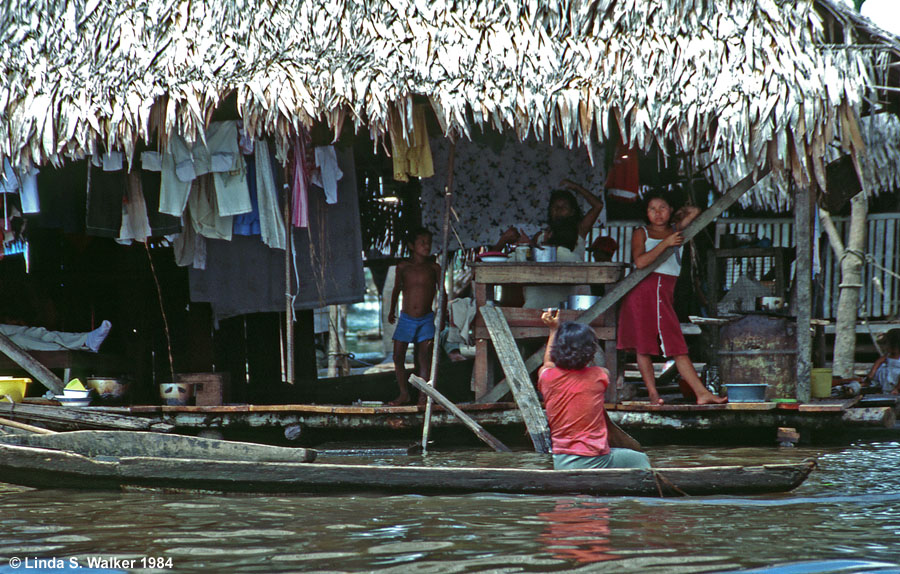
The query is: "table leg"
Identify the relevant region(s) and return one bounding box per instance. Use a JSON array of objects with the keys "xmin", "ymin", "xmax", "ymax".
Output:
[{"xmin": 473, "ymin": 338, "xmax": 490, "ymax": 400}]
